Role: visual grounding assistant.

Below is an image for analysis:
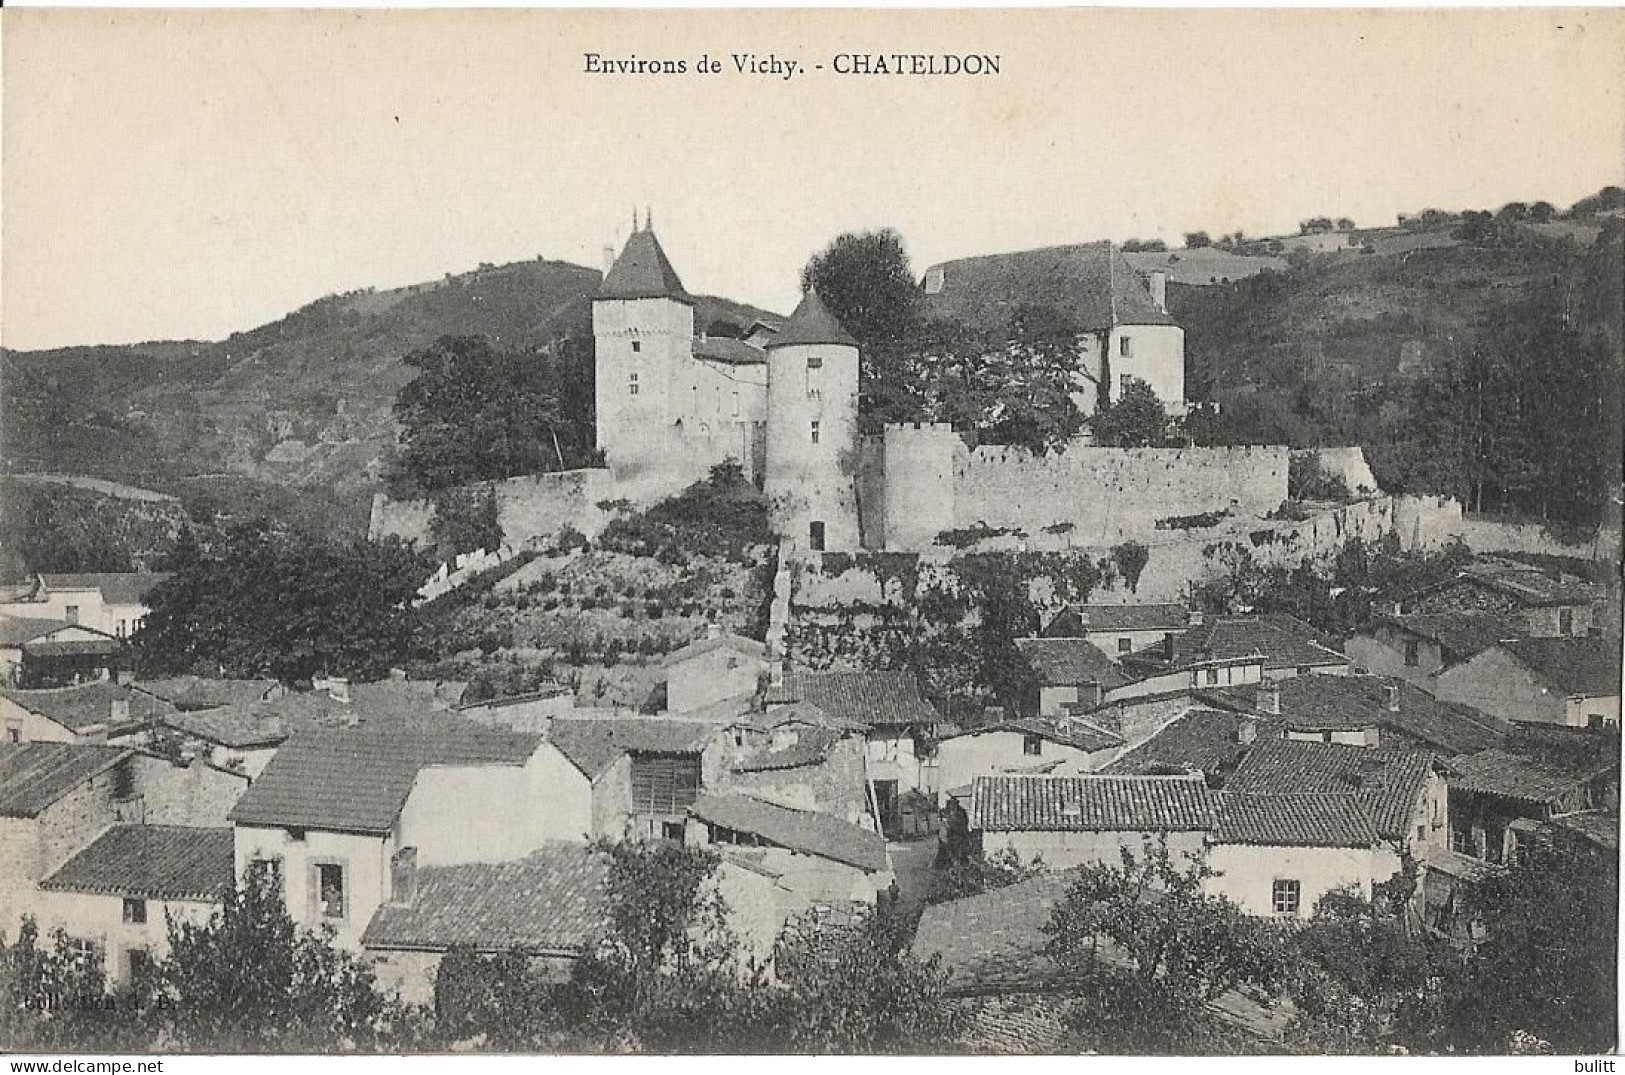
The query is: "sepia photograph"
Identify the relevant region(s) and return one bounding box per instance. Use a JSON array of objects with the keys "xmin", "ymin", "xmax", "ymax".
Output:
[{"xmin": 0, "ymin": 5, "xmax": 1622, "ymax": 1059}]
